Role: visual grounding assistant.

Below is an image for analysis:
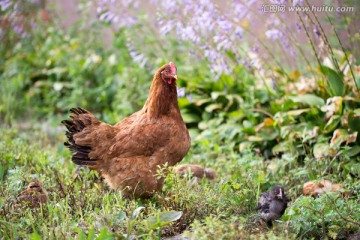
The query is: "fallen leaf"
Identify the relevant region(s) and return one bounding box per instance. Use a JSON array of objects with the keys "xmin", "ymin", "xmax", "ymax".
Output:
[{"xmin": 303, "ymin": 180, "xmax": 345, "ymax": 197}]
